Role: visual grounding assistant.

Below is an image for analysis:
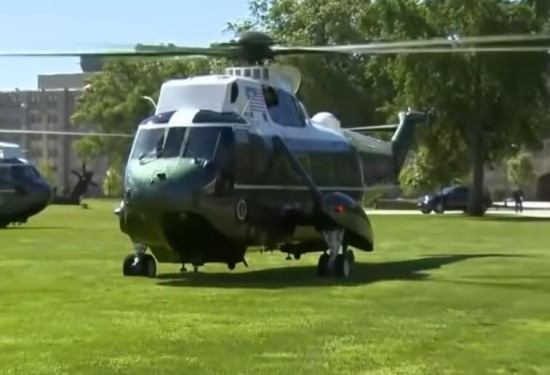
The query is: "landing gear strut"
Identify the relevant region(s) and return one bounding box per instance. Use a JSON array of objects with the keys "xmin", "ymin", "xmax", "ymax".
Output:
[
  {"xmin": 318, "ymin": 229, "xmax": 354, "ymax": 278},
  {"xmin": 122, "ymin": 243, "xmax": 157, "ymax": 278}
]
